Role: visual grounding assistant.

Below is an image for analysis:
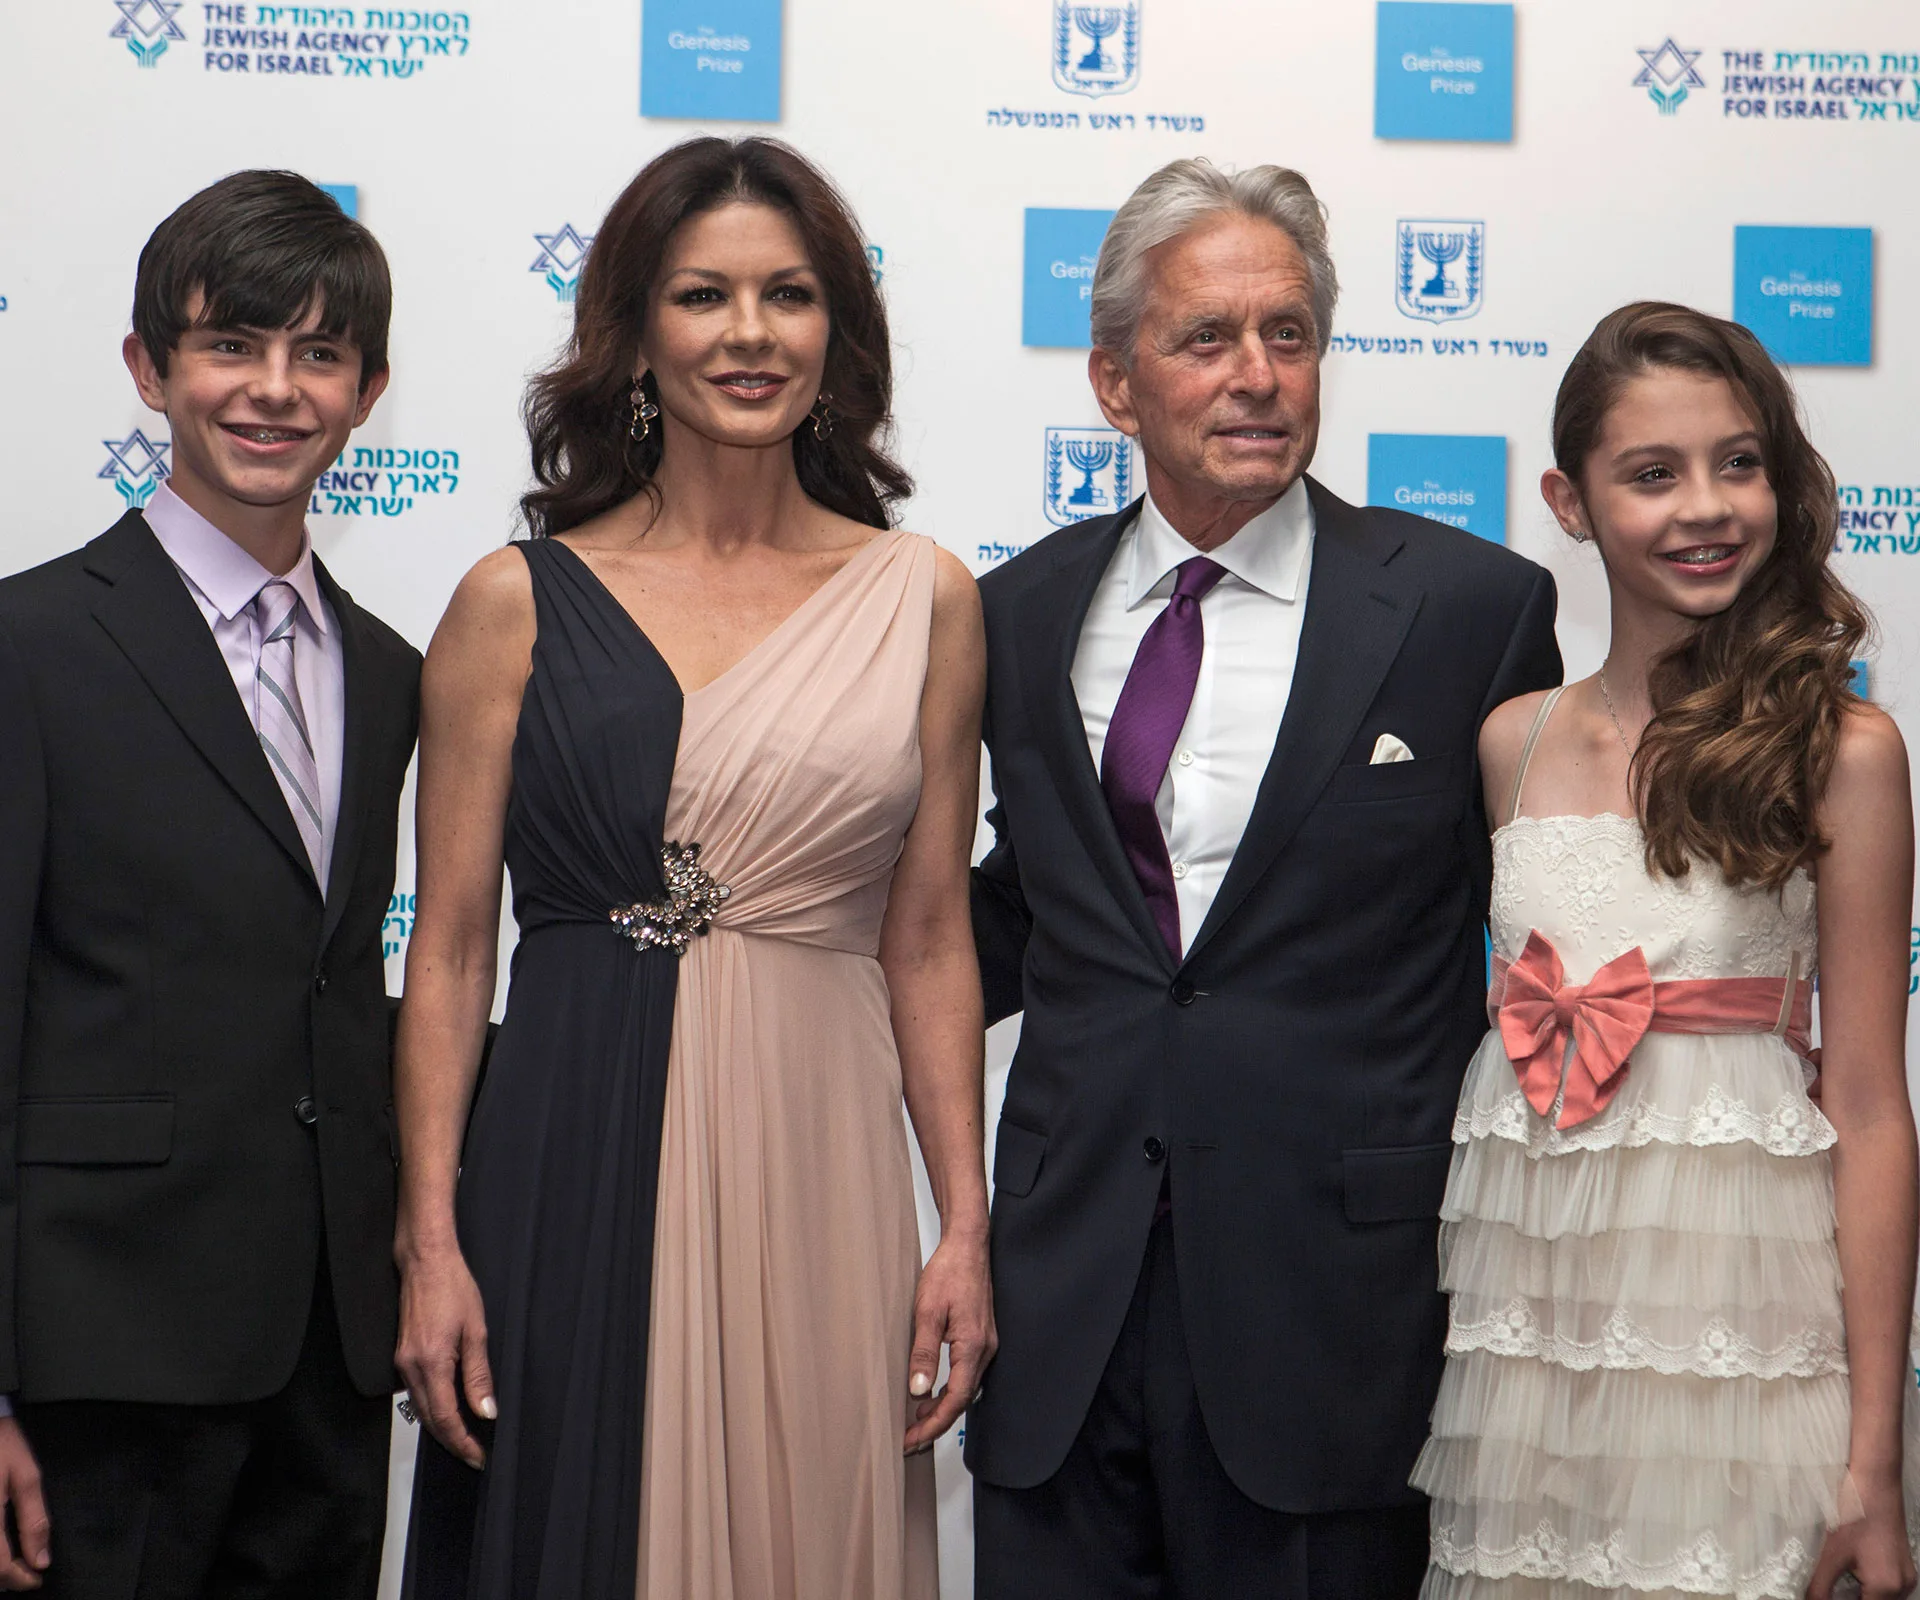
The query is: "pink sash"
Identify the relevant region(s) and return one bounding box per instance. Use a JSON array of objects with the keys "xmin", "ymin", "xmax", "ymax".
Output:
[{"xmin": 1489, "ymin": 930, "xmax": 1813, "ymax": 1130}]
